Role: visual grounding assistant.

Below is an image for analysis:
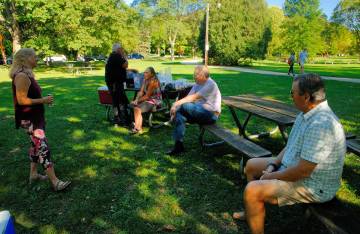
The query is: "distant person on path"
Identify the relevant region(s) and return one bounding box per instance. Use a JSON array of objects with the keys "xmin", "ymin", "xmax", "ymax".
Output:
[
  {"xmin": 287, "ymin": 51, "xmax": 295, "ymax": 77},
  {"xmin": 167, "ymin": 65, "xmax": 221, "ymax": 155},
  {"xmin": 105, "ymin": 43, "xmax": 130, "ymax": 126},
  {"xmin": 10, "ymin": 48, "xmax": 71, "ymax": 191},
  {"xmin": 299, "ymin": 48, "xmax": 308, "ymax": 74},
  {"xmin": 232, "ymin": 73, "xmax": 346, "ymax": 234},
  {"xmin": 130, "ymin": 67, "xmax": 162, "ymax": 134}
]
